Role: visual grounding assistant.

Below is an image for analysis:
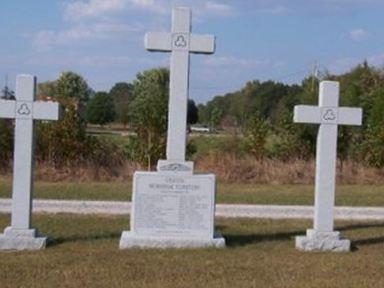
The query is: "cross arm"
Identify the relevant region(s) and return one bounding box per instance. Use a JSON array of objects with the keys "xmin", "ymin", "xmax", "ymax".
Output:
[
  {"xmin": 294, "ymin": 105, "xmax": 321, "ymax": 124},
  {"xmin": 33, "ymin": 102, "xmax": 61, "ymax": 121},
  {"xmin": 190, "ymin": 34, "xmax": 215, "ymax": 54},
  {"xmin": 338, "ymin": 107, "xmax": 362, "ymax": 126},
  {"xmin": 0, "ymin": 100, "xmax": 16, "ymax": 119},
  {"xmin": 145, "ymin": 32, "xmax": 172, "ymax": 52}
]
